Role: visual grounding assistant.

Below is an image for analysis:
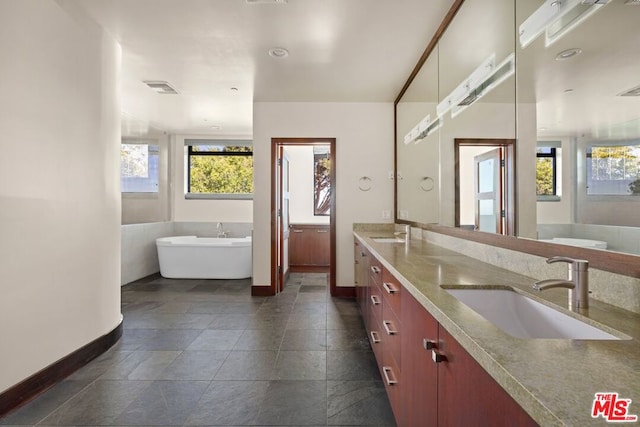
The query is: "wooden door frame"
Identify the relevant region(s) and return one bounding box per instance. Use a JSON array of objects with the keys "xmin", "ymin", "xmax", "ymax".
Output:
[
  {"xmin": 455, "ymin": 138, "xmax": 516, "ymax": 236},
  {"xmin": 270, "ymin": 138, "xmax": 337, "ymax": 296}
]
